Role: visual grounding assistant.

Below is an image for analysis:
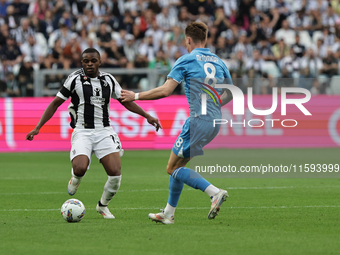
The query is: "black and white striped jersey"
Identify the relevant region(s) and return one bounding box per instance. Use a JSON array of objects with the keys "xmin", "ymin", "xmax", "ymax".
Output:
[{"xmin": 57, "ymin": 69, "xmax": 122, "ymax": 129}]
